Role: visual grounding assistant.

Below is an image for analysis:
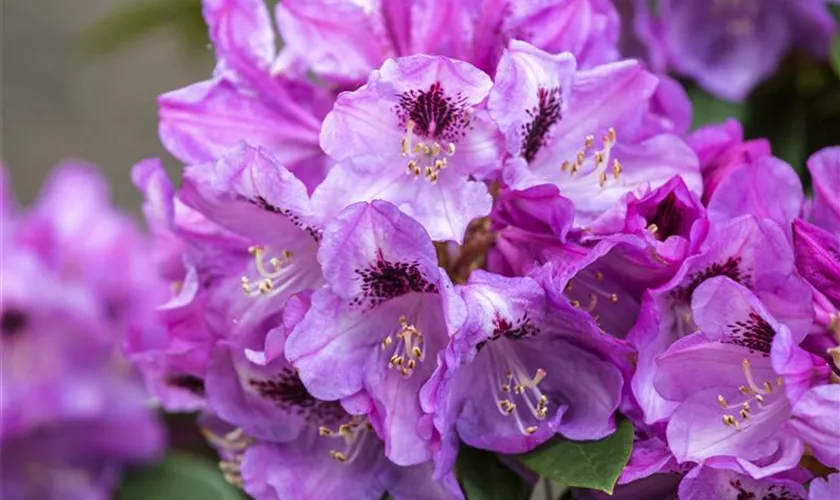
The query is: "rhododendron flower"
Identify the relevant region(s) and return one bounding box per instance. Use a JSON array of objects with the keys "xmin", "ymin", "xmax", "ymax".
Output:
[
  {"xmin": 423, "ymin": 271, "xmax": 630, "ymax": 476},
  {"xmin": 159, "ymin": 0, "xmax": 333, "ymax": 190},
  {"xmin": 286, "ymin": 201, "xmax": 466, "ymax": 465},
  {"xmin": 655, "ymin": 278, "xmax": 837, "ymax": 475},
  {"xmin": 1, "ymin": 164, "xmax": 164, "ymax": 499},
  {"xmin": 314, "ymin": 55, "xmax": 502, "ymax": 242},
  {"xmin": 488, "ymin": 40, "xmax": 701, "ymax": 227}
]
